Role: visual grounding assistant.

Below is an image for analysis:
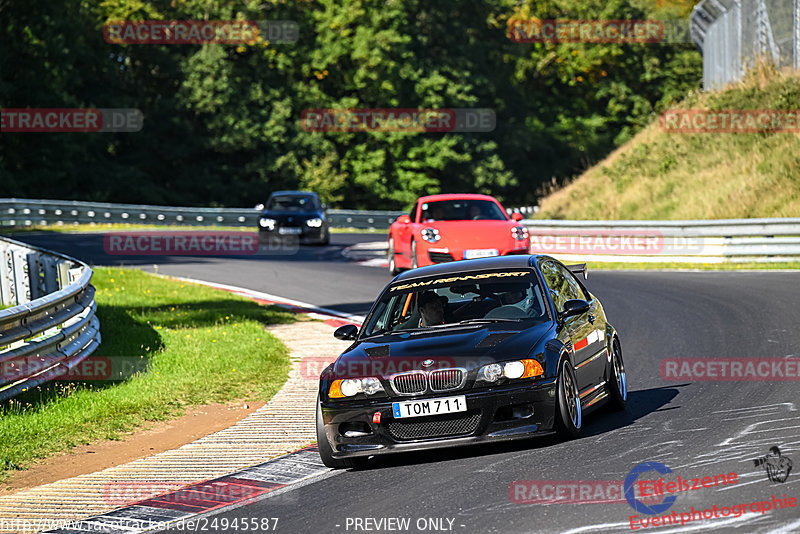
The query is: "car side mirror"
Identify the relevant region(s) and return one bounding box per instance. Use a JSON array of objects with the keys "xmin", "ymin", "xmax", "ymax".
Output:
[
  {"xmin": 560, "ymin": 299, "xmax": 590, "ymax": 320},
  {"xmin": 397, "ymin": 215, "xmax": 411, "ymax": 224},
  {"xmin": 333, "ymin": 324, "xmax": 359, "ymax": 341},
  {"xmin": 511, "ymin": 212, "xmax": 523, "ymax": 221},
  {"xmin": 321, "ymin": 203, "xmax": 328, "ymax": 211}
]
